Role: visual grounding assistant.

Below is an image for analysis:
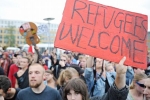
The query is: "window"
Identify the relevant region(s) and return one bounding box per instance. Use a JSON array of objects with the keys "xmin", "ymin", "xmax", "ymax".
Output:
[{"xmin": 0, "ymin": 30, "xmax": 2, "ymax": 33}]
